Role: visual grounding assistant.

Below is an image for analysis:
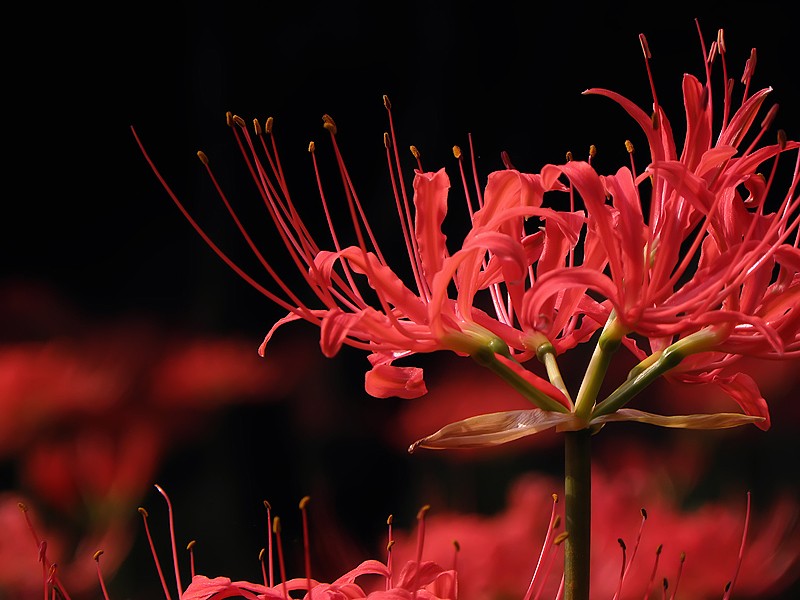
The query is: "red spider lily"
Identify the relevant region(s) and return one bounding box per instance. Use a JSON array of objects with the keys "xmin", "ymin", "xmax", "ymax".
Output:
[
  {"xmin": 403, "ymin": 26, "xmax": 800, "ymax": 452},
  {"xmin": 133, "ymin": 100, "xmax": 606, "ymax": 412}
]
